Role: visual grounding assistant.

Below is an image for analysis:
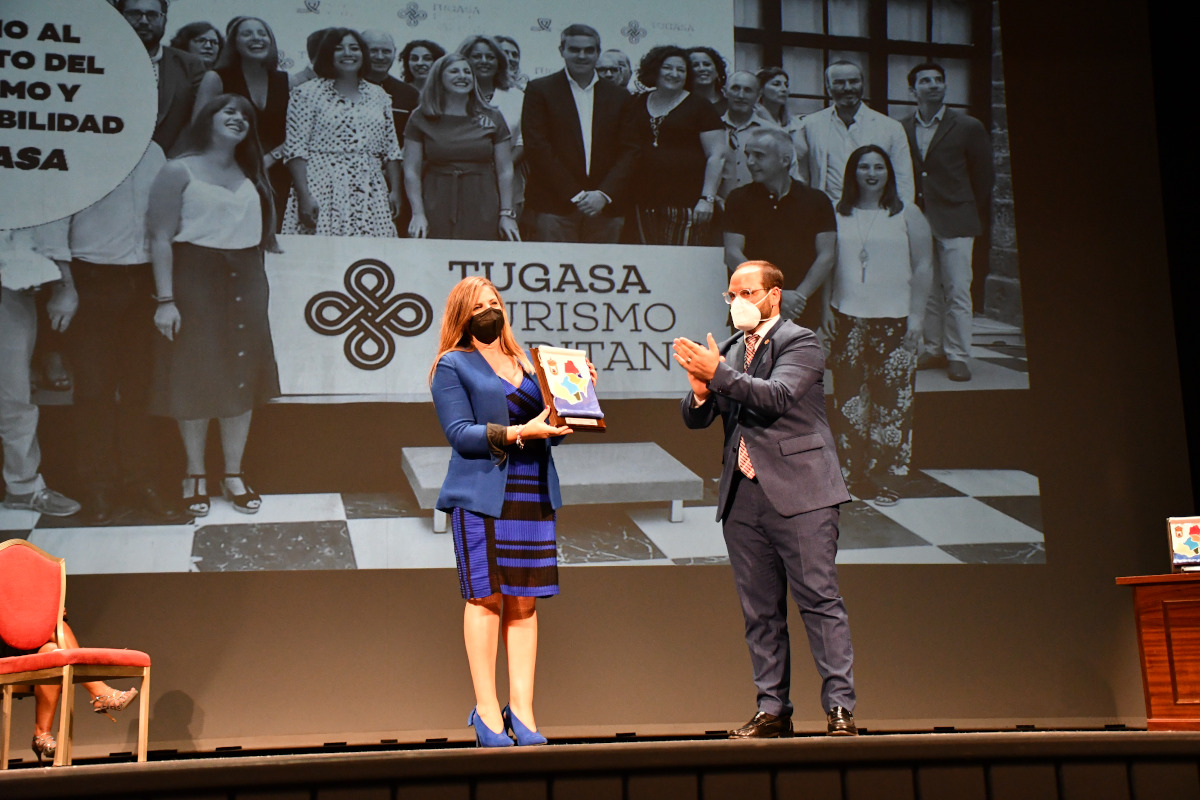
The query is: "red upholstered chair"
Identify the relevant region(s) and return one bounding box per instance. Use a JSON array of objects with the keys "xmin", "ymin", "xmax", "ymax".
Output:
[{"xmin": 0, "ymin": 540, "xmax": 151, "ymax": 767}]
